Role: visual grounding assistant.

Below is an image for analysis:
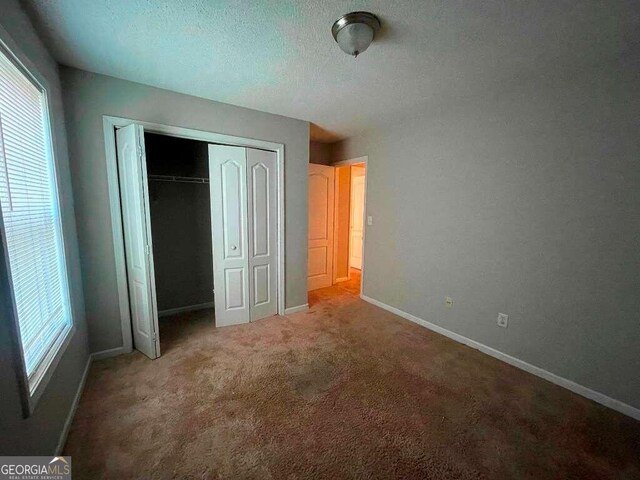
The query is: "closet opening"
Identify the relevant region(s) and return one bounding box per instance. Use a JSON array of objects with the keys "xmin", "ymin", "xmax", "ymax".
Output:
[
  {"xmin": 145, "ymin": 133, "xmax": 214, "ymax": 352},
  {"xmin": 104, "ymin": 116, "xmax": 285, "ymax": 361}
]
